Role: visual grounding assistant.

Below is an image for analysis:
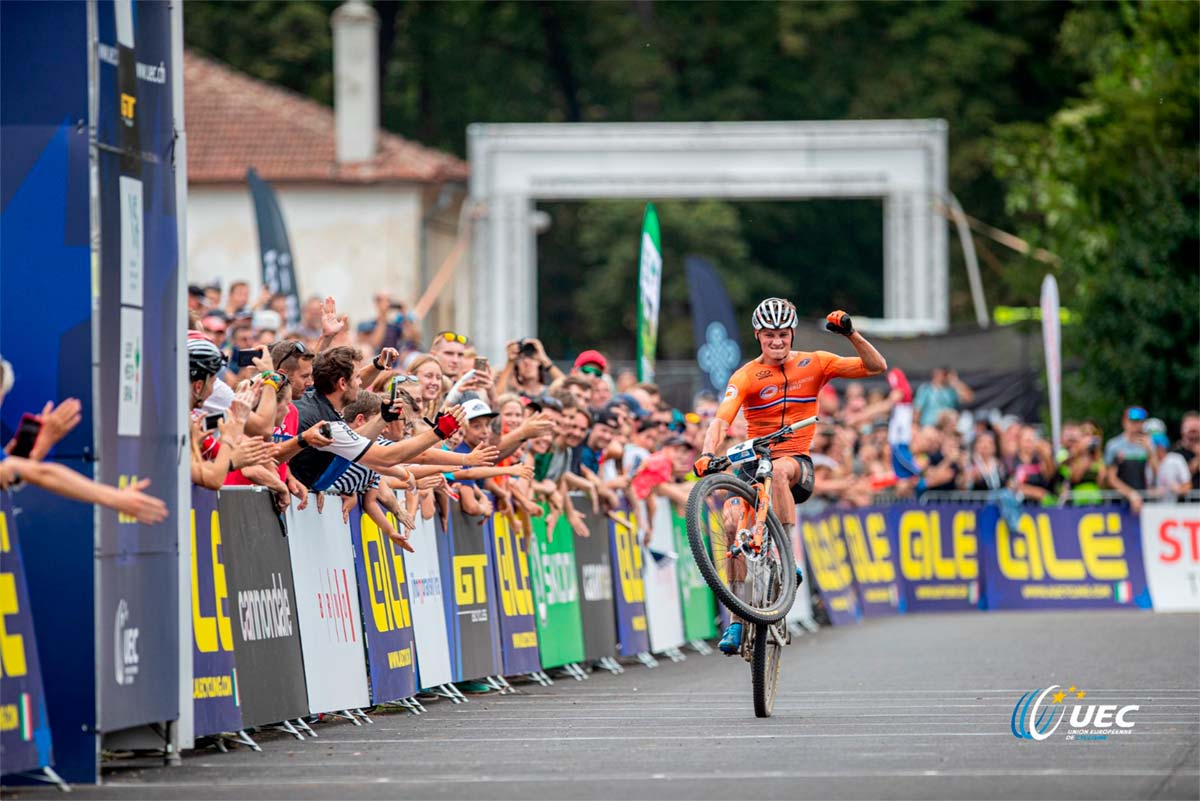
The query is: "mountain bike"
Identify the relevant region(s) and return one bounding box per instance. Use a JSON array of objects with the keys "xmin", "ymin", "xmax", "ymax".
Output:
[{"xmin": 685, "ymin": 415, "xmax": 817, "ymax": 717}]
